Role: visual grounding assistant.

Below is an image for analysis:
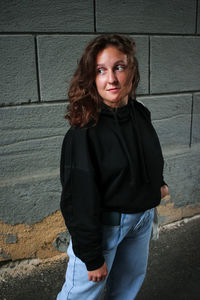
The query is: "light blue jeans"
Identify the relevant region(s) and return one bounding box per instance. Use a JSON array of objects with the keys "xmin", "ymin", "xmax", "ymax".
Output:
[{"xmin": 57, "ymin": 208, "xmax": 154, "ymax": 300}]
